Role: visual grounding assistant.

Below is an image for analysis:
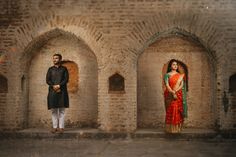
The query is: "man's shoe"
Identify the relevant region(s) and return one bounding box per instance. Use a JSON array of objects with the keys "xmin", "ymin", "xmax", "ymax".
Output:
[
  {"xmin": 58, "ymin": 128, "xmax": 64, "ymax": 134},
  {"xmin": 51, "ymin": 128, "xmax": 57, "ymax": 134}
]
